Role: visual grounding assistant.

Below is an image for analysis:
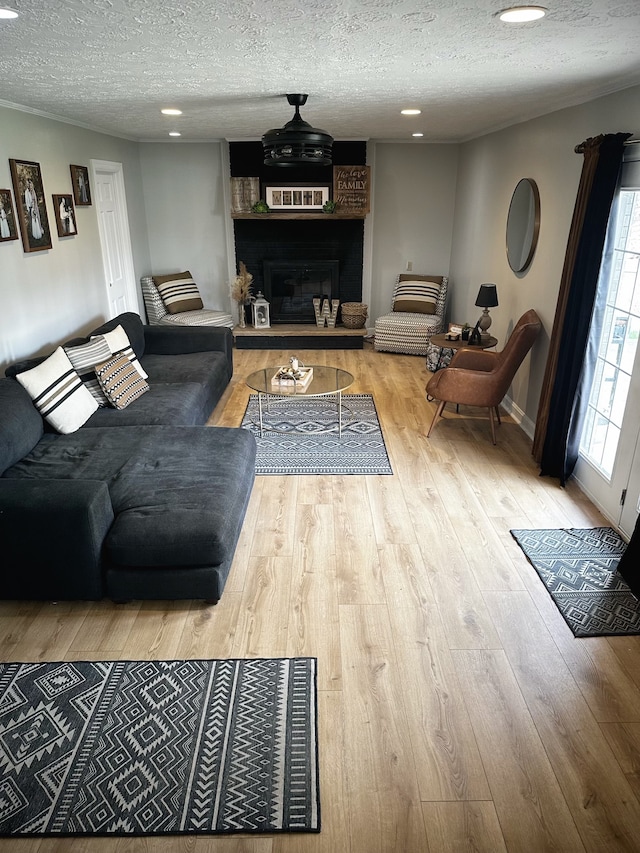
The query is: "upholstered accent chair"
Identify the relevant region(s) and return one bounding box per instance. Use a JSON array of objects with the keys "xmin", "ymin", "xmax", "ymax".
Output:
[
  {"xmin": 141, "ymin": 273, "xmax": 233, "ymax": 329},
  {"xmin": 374, "ymin": 274, "xmax": 449, "ymax": 355},
  {"xmin": 425, "ymin": 308, "xmax": 541, "ymax": 444}
]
